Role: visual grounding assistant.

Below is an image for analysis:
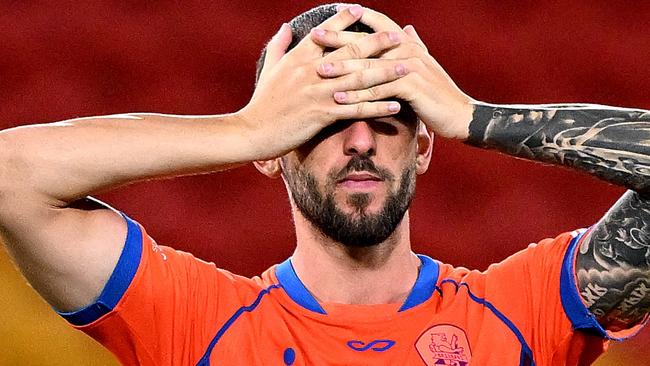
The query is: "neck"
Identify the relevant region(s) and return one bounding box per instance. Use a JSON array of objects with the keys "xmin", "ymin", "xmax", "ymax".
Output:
[{"xmin": 290, "ymin": 210, "xmax": 420, "ymax": 305}]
